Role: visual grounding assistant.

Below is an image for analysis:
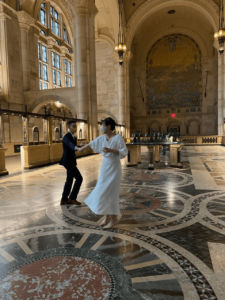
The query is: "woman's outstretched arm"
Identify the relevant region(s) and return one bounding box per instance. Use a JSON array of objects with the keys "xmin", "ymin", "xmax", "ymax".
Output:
[{"xmin": 77, "ymin": 144, "xmax": 91, "ymax": 152}]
